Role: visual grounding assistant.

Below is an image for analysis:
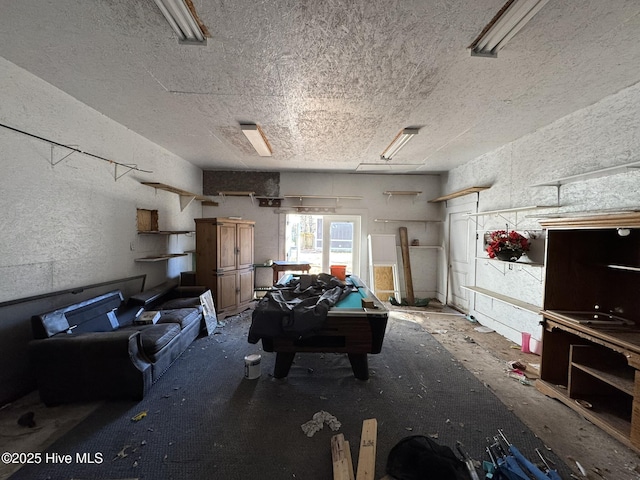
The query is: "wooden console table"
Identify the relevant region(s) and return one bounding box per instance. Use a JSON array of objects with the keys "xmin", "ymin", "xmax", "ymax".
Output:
[{"xmin": 272, "ymin": 261, "xmax": 311, "ymax": 284}]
